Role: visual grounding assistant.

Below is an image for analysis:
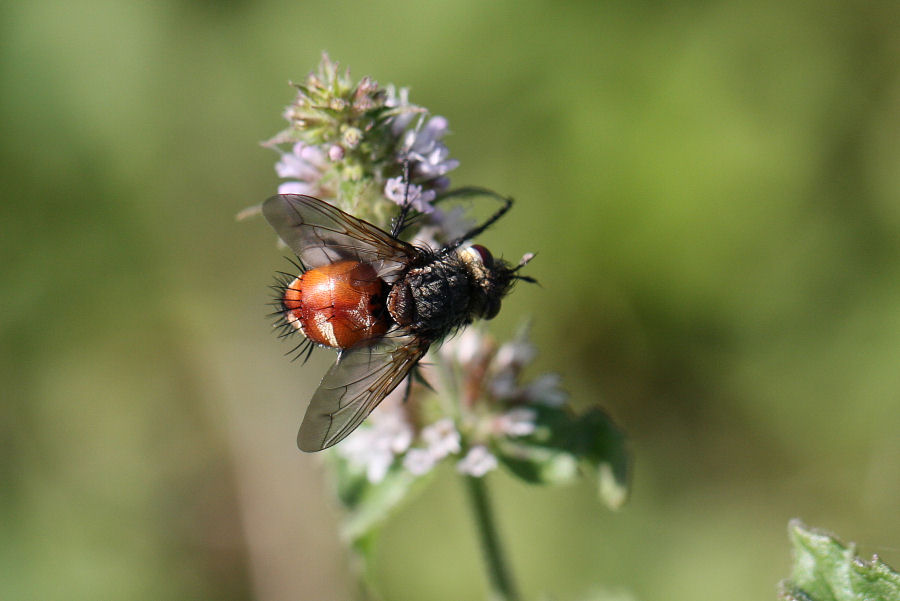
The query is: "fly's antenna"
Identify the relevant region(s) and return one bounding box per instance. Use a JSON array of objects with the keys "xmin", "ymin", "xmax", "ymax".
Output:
[{"xmin": 437, "ymin": 187, "xmax": 514, "ymax": 254}]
